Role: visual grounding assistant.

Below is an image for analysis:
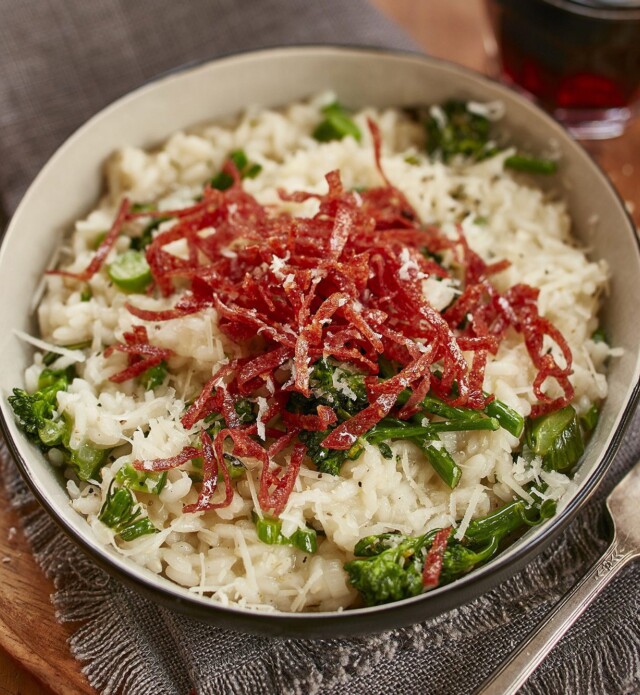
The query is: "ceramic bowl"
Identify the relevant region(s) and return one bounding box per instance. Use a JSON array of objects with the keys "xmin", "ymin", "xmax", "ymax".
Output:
[{"xmin": 1, "ymin": 46, "xmax": 639, "ymax": 637}]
